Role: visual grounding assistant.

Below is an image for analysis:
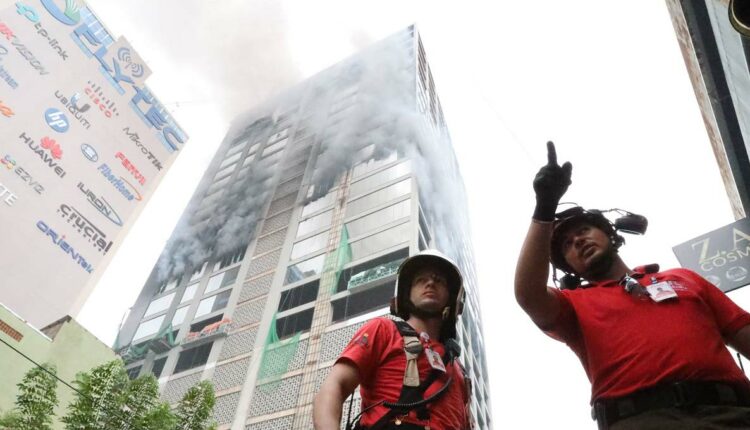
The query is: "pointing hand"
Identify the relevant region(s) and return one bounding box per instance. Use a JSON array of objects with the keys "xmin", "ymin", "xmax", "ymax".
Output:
[{"xmin": 532, "ymin": 141, "xmax": 572, "ymax": 221}]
